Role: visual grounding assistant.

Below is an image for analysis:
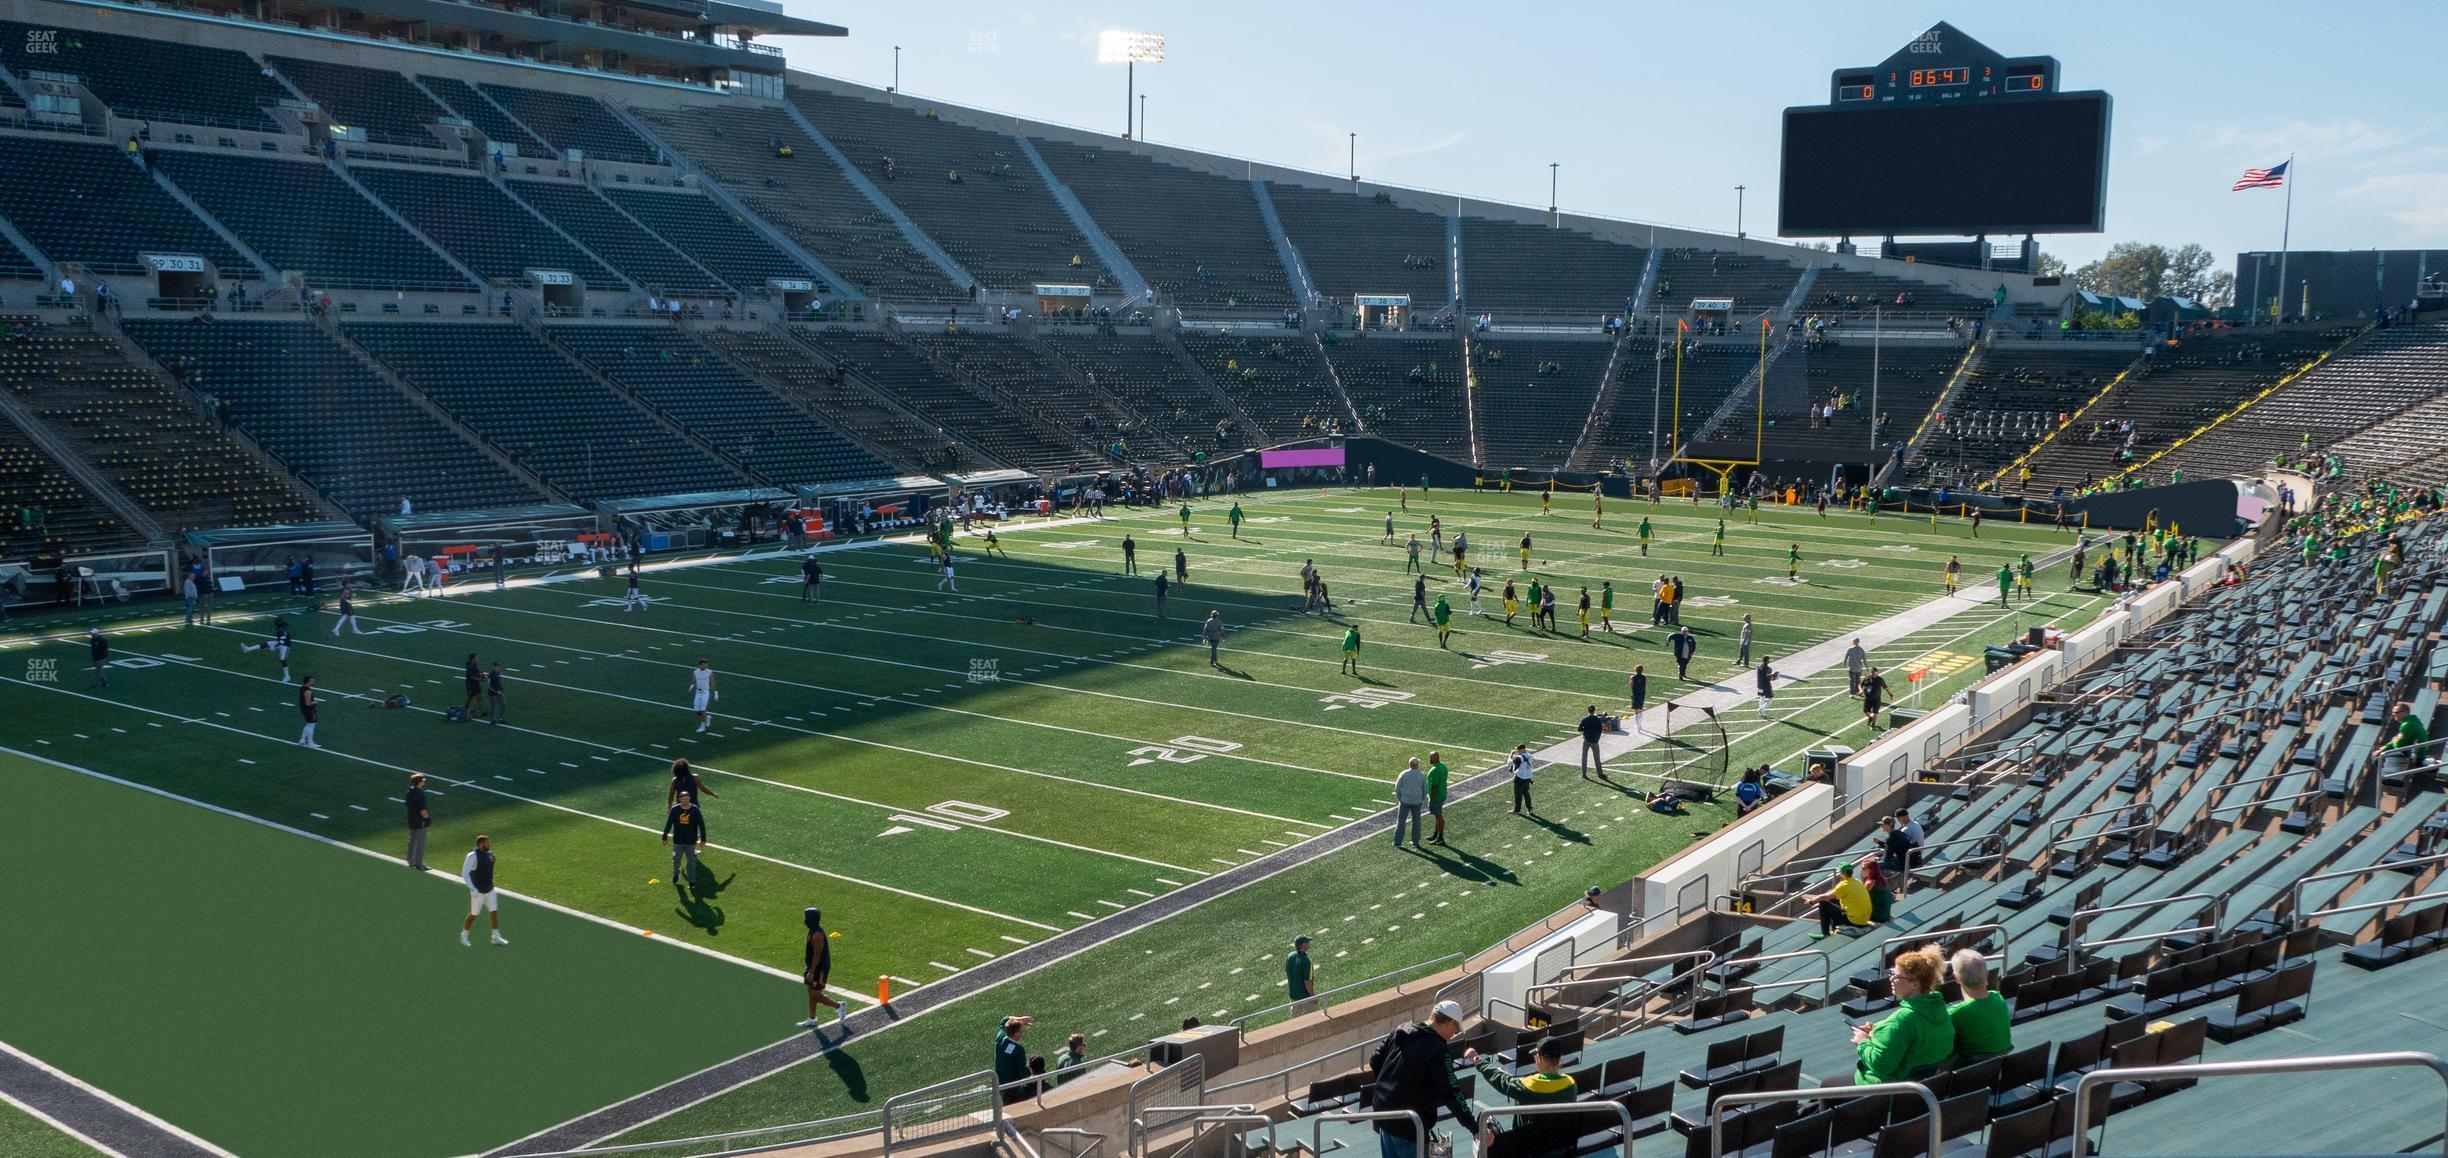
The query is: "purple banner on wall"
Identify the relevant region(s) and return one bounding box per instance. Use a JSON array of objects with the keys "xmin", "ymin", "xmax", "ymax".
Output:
[{"xmin": 1259, "ymin": 447, "xmax": 1347, "ymax": 469}]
